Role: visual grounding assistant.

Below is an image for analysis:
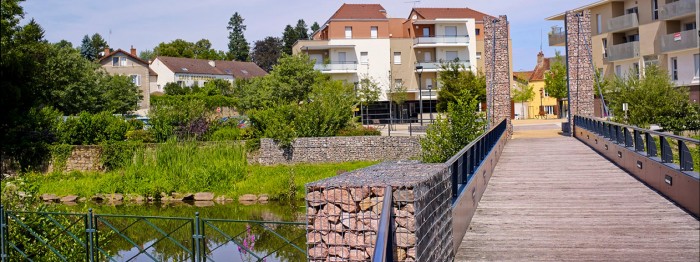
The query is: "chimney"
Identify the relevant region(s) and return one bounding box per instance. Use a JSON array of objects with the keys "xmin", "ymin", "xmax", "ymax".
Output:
[
  {"xmin": 130, "ymin": 45, "xmax": 136, "ymax": 56},
  {"xmin": 104, "ymin": 48, "xmax": 110, "ymax": 56},
  {"xmin": 536, "ymin": 51, "xmax": 544, "ymax": 65},
  {"xmin": 208, "ymin": 60, "xmax": 215, "ymax": 67}
]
